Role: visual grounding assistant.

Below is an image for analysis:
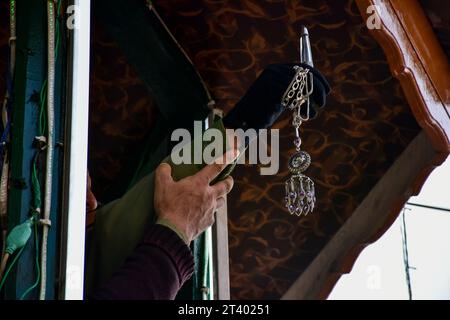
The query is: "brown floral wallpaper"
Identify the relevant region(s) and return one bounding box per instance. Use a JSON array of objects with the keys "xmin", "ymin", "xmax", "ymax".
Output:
[
  {"xmin": 0, "ymin": 0, "xmax": 425, "ymax": 300},
  {"xmin": 88, "ymin": 21, "xmax": 159, "ymax": 201},
  {"xmin": 151, "ymin": 0, "xmax": 421, "ymax": 299}
]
